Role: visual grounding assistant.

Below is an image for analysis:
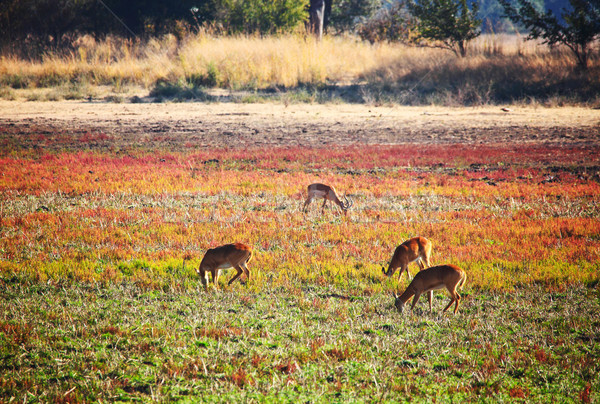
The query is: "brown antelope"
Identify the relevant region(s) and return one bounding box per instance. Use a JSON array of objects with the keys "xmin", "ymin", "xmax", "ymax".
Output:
[
  {"xmin": 382, "ymin": 236, "xmax": 432, "ymax": 281},
  {"xmin": 393, "ymin": 264, "xmax": 467, "ymax": 314},
  {"xmin": 303, "ymin": 183, "xmax": 353, "ymax": 214},
  {"xmin": 196, "ymin": 243, "xmax": 252, "ymax": 290}
]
